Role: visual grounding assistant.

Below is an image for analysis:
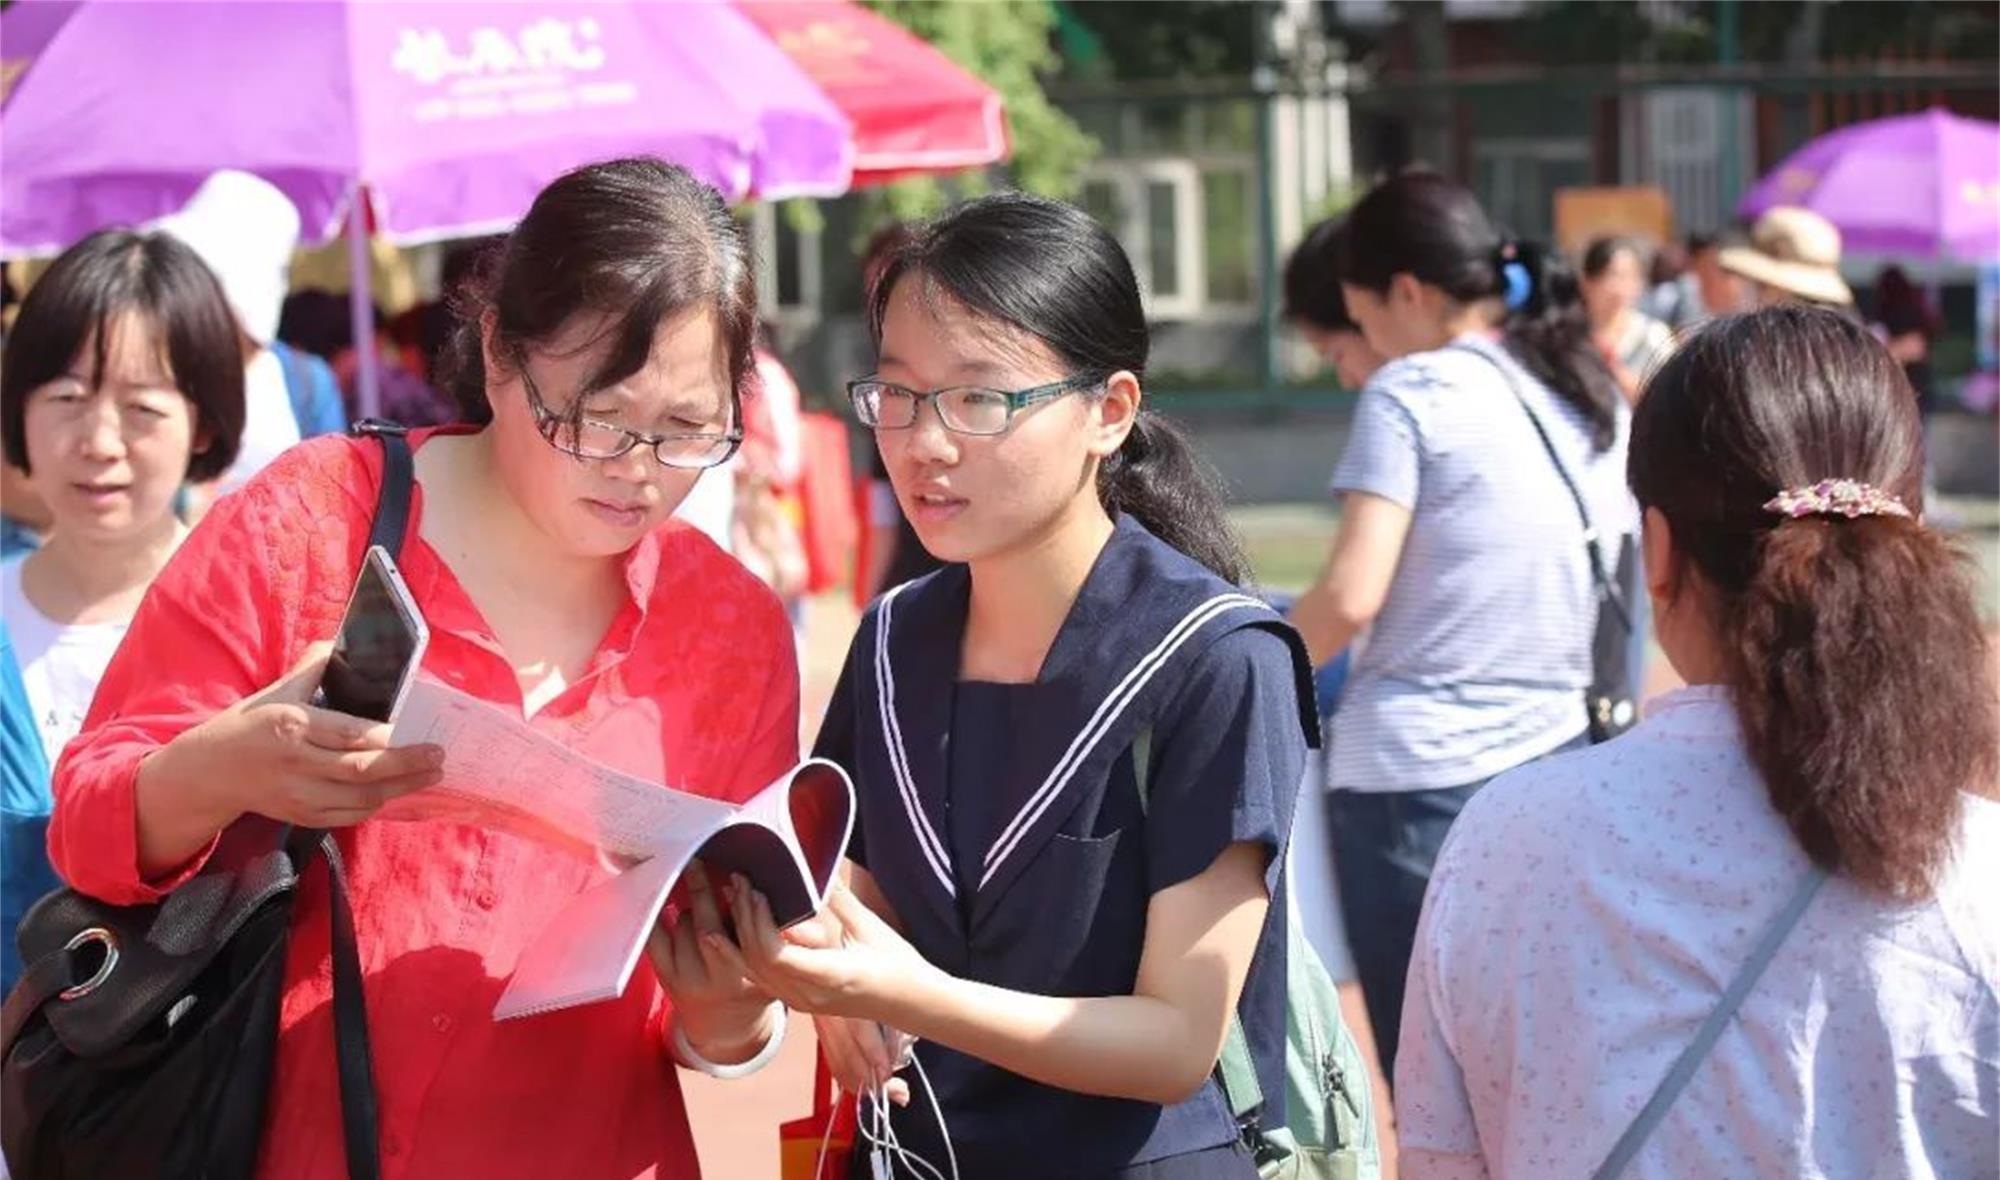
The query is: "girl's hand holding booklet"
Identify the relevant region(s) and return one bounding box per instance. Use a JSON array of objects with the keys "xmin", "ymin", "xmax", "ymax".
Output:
[{"xmin": 383, "ymin": 678, "xmax": 854, "ymax": 1020}]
